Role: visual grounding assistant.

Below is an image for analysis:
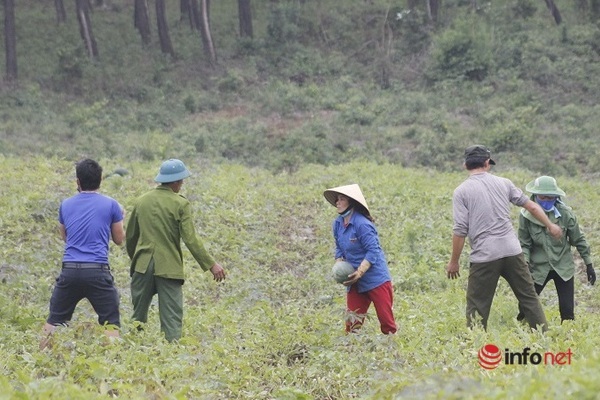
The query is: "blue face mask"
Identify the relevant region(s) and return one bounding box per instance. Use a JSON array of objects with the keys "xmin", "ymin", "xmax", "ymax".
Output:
[
  {"xmin": 536, "ymin": 196, "xmax": 557, "ymax": 211},
  {"xmin": 339, "ymin": 207, "xmax": 353, "ymax": 218}
]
